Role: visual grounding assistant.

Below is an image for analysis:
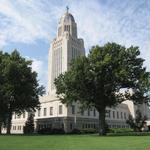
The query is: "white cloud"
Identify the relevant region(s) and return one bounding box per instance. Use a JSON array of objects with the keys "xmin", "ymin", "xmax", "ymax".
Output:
[
  {"xmin": 0, "ymin": 0, "xmax": 150, "ymax": 84},
  {"xmin": 1, "ymin": 0, "xmax": 150, "ymax": 53},
  {"xmin": 32, "ymin": 58, "xmax": 48, "ymax": 86},
  {"xmin": 0, "ymin": 0, "xmax": 58, "ymax": 48},
  {"xmin": 68, "ymin": 0, "xmax": 150, "ymax": 70},
  {"xmin": 25, "ymin": 56, "xmax": 48, "ymax": 88},
  {"xmin": 31, "ymin": 58, "xmax": 43, "ymax": 74},
  {"xmin": 0, "ymin": 34, "xmax": 7, "ymax": 47}
]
